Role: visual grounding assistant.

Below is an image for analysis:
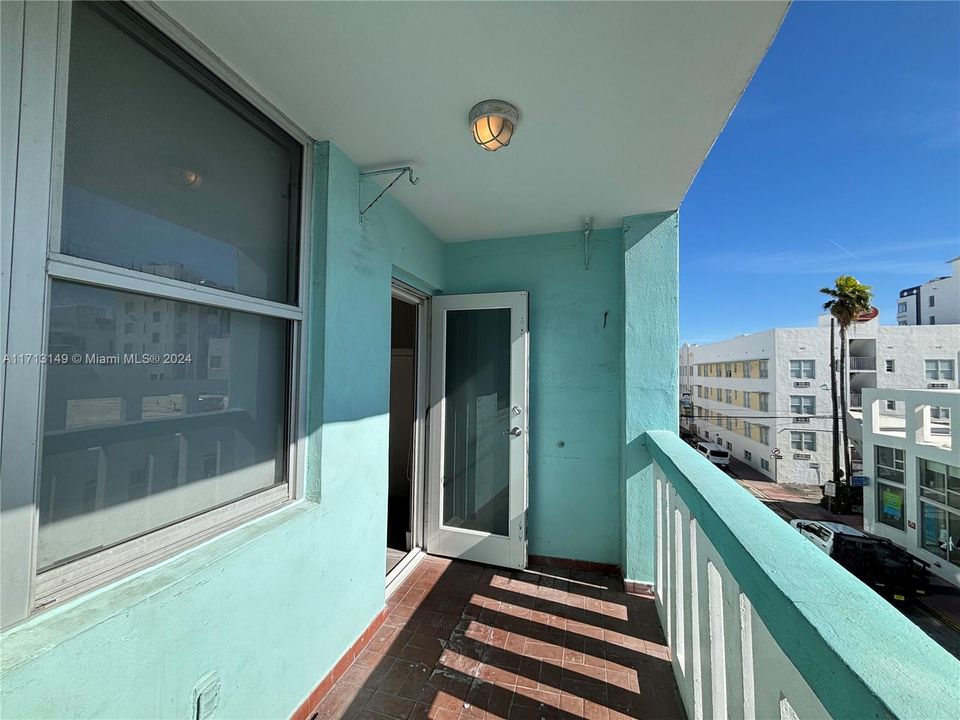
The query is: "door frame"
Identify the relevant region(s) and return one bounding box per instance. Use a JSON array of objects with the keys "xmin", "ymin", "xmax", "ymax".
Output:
[
  {"xmin": 425, "ymin": 291, "xmax": 529, "ymax": 569},
  {"xmin": 386, "ymin": 279, "xmax": 430, "ymax": 592}
]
